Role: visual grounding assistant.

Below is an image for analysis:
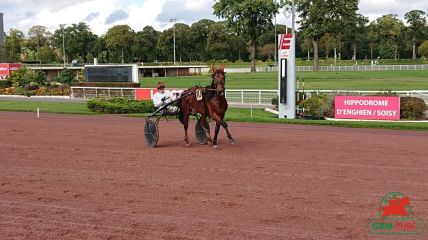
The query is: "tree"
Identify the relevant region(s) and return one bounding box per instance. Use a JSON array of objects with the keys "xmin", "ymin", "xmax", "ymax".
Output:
[
  {"xmin": 190, "ymin": 19, "xmax": 215, "ymax": 61},
  {"xmin": 378, "ymin": 41, "xmax": 398, "ymax": 59},
  {"xmin": 299, "ymin": 31, "xmax": 314, "ymax": 60},
  {"xmin": 418, "ymin": 40, "xmax": 428, "ymax": 57},
  {"xmin": 175, "ymin": 23, "xmax": 192, "ymax": 62},
  {"xmin": 134, "ymin": 26, "xmax": 160, "ymax": 62},
  {"xmin": 259, "ymin": 43, "xmax": 275, "ymax": 60},
  {"xmin": 367, "ymin": 22, "xmax": 379, "ymax": 60},
  {"xmin": 93, "ymin": 36, "xmax": 108, "ymax": 63},
  {"xmin": 227, "ymin": 34, "xmax": 247, "ymax": 61},
  {"xmin": 52, "ymin": 22, "xmax": 98, "ymax": 63},
  {"xmin": 346, "ymin": 14, "xmax": 369, "ymax": 60},
  {"xmin": 257, "ymin": 23, "xmax": 288, "ymax": 61},
  {"xmin": 157, "ymin": 28, "xmax": 174, "ymax": 62},
  {"xmin": 320, "ymin": 33, "xmax": 338, "ymax": 59},
  {"xmin": 105, "ymin": 25, "xmax": 135, "ymax": 63},
  {"xmin": 296, "ymin": 0, "xmax": 359, "ymax": 70},
  {"xmin": 371, "ymin": 14, "xmax": 404, "ymax": 59},
  {"xmin": 157, "ymin": 23, "xmax": 192, "ymax": 62},
  {"xmin": 213, "ymin": 0, "xmax": 282, "ymax": 72},
  {"xmin": 36, "ymin": 46, "xmax": 57, "ymax": 63},
  {"xmin": 9, "ymin": 67, "xmax": 46, "ymax": 87},
  {"xmin": 206, "ymin": 22, "xmax": 231, "ymax": 60},
  {"xmin": 55, "ymin": 68, "xmax": 75, "ymax": 84},
  {"xmin": 405, "ymin": 10, "xmax": 427, "ymax": 60},
  {"xmin": 5, "ymin": 29, "xmax": 25, "ymax": 62},
  {"xmin": 26, "ymin": 25, "xmax": 52, "ymax": 52}
]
